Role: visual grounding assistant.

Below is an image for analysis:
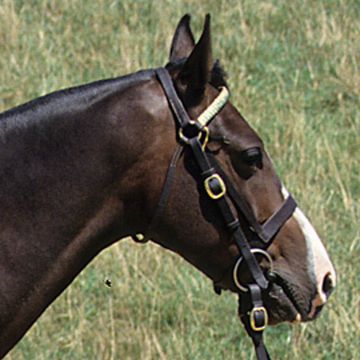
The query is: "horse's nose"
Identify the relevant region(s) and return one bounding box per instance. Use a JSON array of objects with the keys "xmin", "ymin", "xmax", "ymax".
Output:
[{"xmin": 308, "ymin": 272, "xmax": 335, "ymax": 319}]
